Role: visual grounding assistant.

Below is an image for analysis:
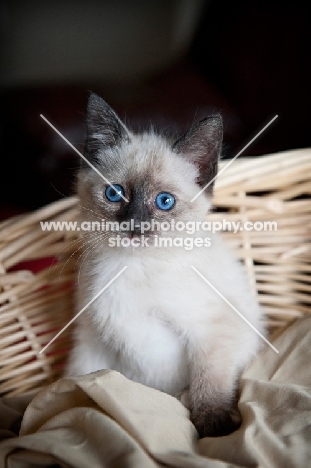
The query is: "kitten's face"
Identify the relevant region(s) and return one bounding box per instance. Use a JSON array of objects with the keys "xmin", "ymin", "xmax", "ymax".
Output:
[{"xmin": 77, "ymin": 93, "xmax": 222, "ymax": 248}]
